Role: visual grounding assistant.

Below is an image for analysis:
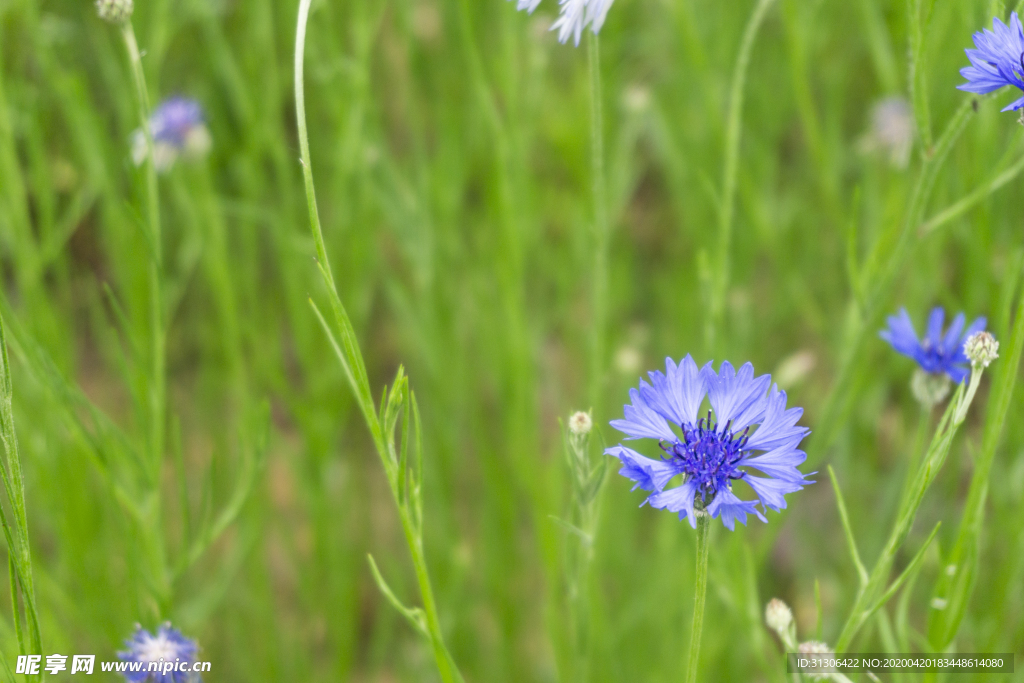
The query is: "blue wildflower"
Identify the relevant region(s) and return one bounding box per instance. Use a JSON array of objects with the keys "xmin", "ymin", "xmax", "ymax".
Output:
[
  {"xmin": 117, "ymin": 623, "xmax": 200, "ymax": 683},
  {"xmin": 880, "ymin": 307, "xmax": 986, "ymax": 384},
  {"xmin": 507, "ymin": 0, "xmax": 615, "ymax": 46},
  {"xmin": 606, "ymin": 356, "xmax": 814, "ymax": 530},
  {"xmin": 958, "ymin": 12, "xmax": 1024, "ymax": 111},
  {"xmin": 131, "ymin": 97, "xmax": 211, "ymax": 172}
]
